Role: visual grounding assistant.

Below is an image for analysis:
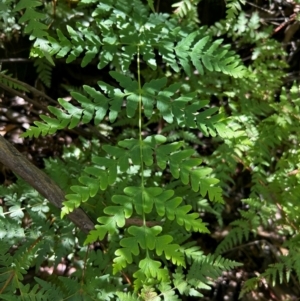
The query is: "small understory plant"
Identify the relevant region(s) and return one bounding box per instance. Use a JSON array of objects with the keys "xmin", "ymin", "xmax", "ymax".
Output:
[{"xmin": 0, "ymin": 0, "xmax": 246, "ymax": 299}]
